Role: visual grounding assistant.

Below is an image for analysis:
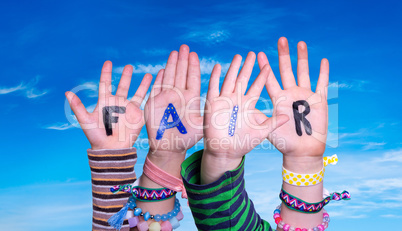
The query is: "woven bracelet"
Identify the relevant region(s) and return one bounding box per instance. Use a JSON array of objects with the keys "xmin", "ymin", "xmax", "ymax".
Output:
[
  {"xmin": 111, "ymin": 184, "xmax": 177, "ymax": 202},
  {"xmin": 280, "ymin": 187, "xmax": 350, "ymax": 214}
]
